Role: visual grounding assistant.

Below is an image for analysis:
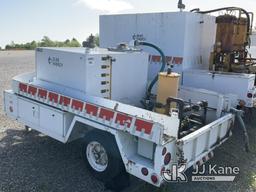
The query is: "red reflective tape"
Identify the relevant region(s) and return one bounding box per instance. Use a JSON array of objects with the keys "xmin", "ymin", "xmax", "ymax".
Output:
[
  {"xmin": 172, "ymin": 57, "xmax": 183, "ymax": 64},
  {"xmin": 38, "ymin": 89, "xmax": 47, "ymax": 99},
  {"xmin": 71, "ymin": 99, "xmax": 84, "ymax": 111},
  {"xmin": 115, "ymin": 113, "xmax": 132, "ymax": 127},
  {"xmin": 85, "ymin": 104, "xmax": 98, "ymax": 116},
  {"xmin": 99, "ymin": 108, "xmax": 114, "ymax": 121},
  {"xmin": 135, "ymin": 119, "xmax": 153, "ymax": 134},
  {"xmin": 19, "ymin": 83, "xmax": 28, "ymax": 93},
  {"xmin": 59, "ymin": 96, "xmax": 71, "ymax": 106},
  {"xmin": 28, "ymin": 86, "xmax": 37, "ymax": 96},
  {"xmin": 151, "ymin": 55, "xmax": 161, "ymax": 62},
  {"xmin": 48, "ymin": 92, "xmax": 59, "ymax": 103},
  {"xmin": 151, "ymin": 55, "xmax": 173, "ymax": 63}
]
